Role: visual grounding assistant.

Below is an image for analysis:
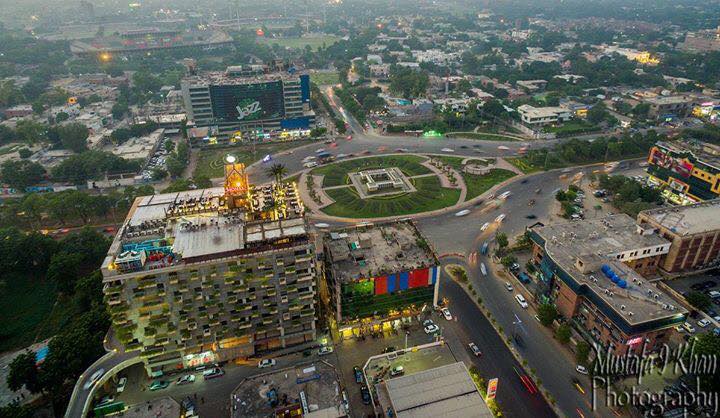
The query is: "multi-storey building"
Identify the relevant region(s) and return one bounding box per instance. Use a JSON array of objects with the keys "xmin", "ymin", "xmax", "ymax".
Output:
[
  {"xmin": 102, "ymin": 160, "xmax": 317, "ymax": 375},
  {"xmin": 181, "ymin": 65, "xmax": 315, "ymax": 145},
  {"xmin": 647, "ymin": 140, "xmax": 720, "ymax": 203},
  {"xmin": 321, "ymin": 222, "xmax": 440, "ymax": 339},
  {"xmin": 637, "ymin": 199, "xmax": 720, "ymax": 273},
  {"xmin": 528, "ymin": 215, "xmax": 686, "ymax": 354}
]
